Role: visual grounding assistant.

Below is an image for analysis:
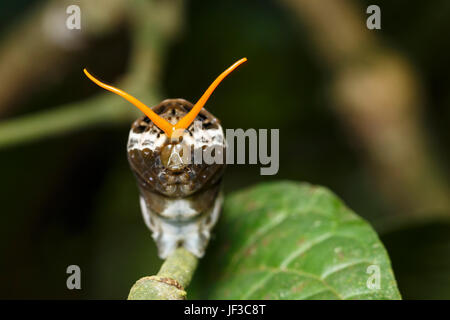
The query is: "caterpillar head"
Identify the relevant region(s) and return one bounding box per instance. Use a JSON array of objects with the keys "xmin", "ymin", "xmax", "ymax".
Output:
[{"xmin": 84, "ymin": 58, "xmax": 246, "ymax": 197}]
